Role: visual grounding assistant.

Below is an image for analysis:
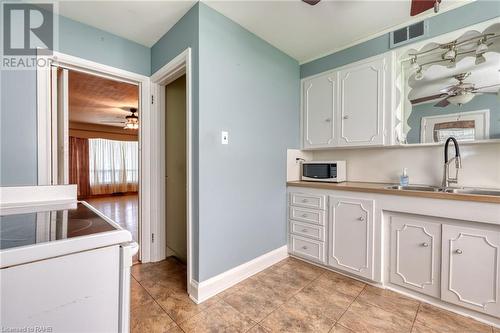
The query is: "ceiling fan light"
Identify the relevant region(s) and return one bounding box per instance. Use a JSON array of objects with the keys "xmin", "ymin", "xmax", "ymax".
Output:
[
  {"xmin": 447, "ymin": 92, "xmax": 475, "ymax": 106},
  {"xmin": 476, "ymin": 40, "xmax": 488, "ymax": 55},
  {"xmin": 415, "ymin": 69, "xmax": 424, "ymax": 81},
  {"xmin": 475, "ymin": 53, "xmax": 486, "ymax": 65},
  {"xmin": 443, "ymin": 48, "xmax": 456, "ymax": 60}
]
